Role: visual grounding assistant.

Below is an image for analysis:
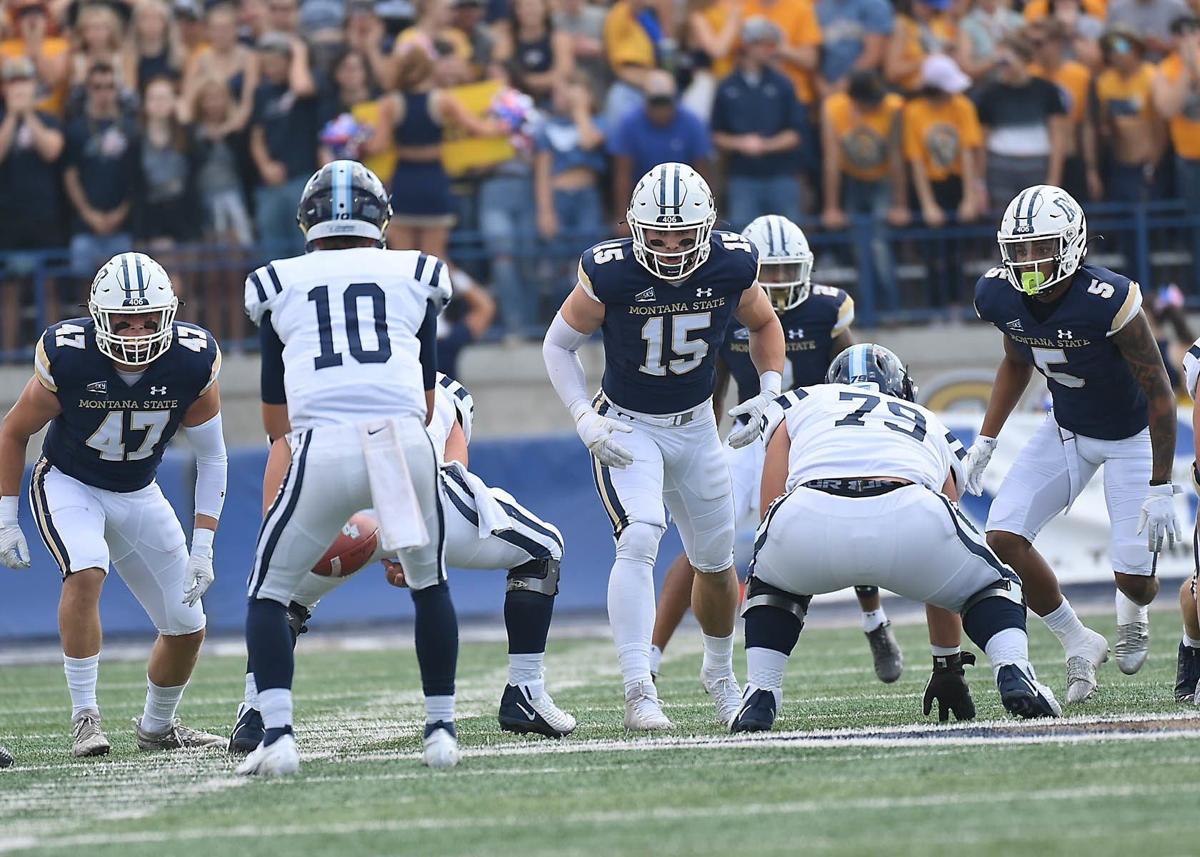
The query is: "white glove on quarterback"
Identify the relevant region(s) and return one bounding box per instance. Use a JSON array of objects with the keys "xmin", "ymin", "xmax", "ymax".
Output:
[
  {"xmin": 963, "ymin": 436, "xmax": 998, "ymax": 496},
  {"xmin": 575, "ymin": 409, "xmax": 634, "ymax": 469}
]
